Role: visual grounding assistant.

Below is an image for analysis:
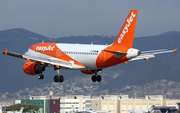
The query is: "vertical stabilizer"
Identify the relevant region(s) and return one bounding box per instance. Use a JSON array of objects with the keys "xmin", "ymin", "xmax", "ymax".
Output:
[
  {"xmin": 112, "ymin": 10, "xmax": 138, "ymax": 48},
  {"xmin": 148, "ymin": 105, "xmax": 155, "ymax": 112}
]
